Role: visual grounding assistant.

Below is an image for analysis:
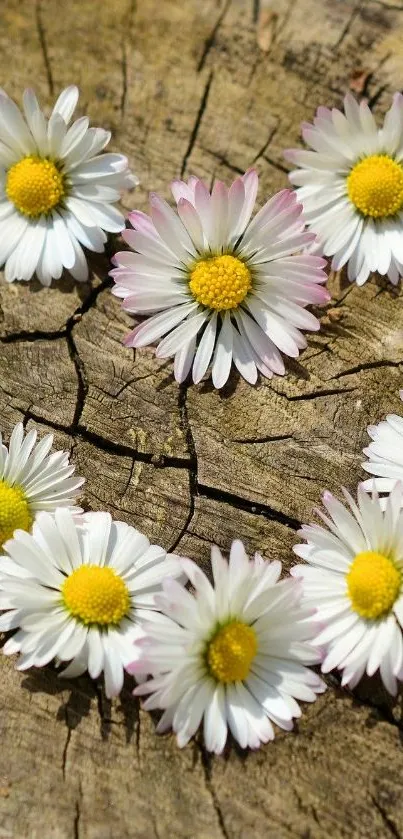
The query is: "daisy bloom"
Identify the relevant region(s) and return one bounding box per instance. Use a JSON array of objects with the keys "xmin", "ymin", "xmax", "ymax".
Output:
[
  {"xmin": 0, "ymin": 422, "xmax": 83, "ymax": 551},
  {"xmin": 292, "ymin": 484, "xmax": 403, "ymax": 694},
  {"xmin": 128, "ymin": 541, "xmax": 325, "ymax": 753},
  {"xmin": 285, "ymin": 93, "xmax": 403, "ymax": 286},
  {"xmin": 111, "ymin": 170, "xmax": 329, "ymax": 388},
  {"xmin": 0, "ymin": 509, "xmax": 183, "ymax": 697},
  {"xmin": 361, "ymin": 391, "xmax": 403, "ymax": 507},
  {"xmin": 0, "ymin": 85, "xmax": 136, "ymax": 285}
]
